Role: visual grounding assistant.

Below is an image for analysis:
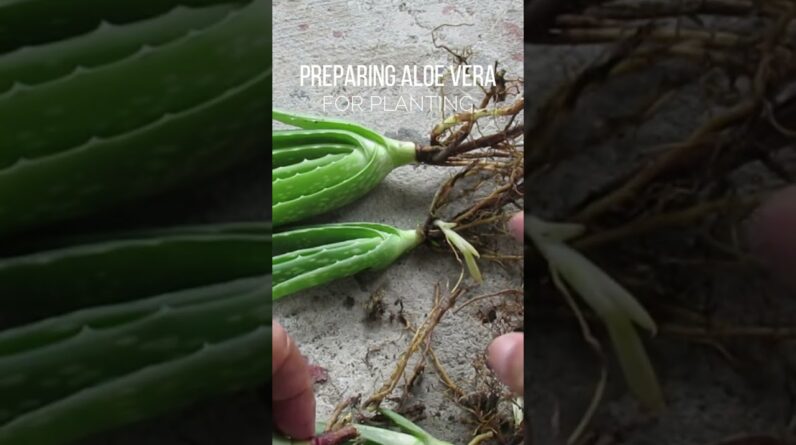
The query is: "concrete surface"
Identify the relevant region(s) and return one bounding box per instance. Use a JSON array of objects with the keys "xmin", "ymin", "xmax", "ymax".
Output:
[{"xmin": 273, "ymin": 0, "xmax": 523, "ymax": 443}]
